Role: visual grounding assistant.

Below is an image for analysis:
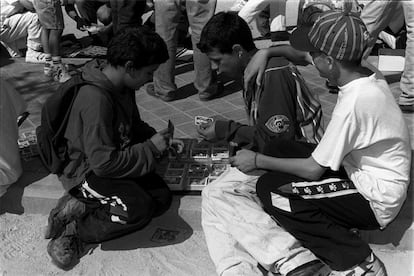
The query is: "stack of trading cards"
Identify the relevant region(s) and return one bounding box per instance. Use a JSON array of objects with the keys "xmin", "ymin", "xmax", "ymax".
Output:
[
  {"xmin": 211, "ymin": 140, "xmax": 230, "ymax": 161},
  {"xmin": 190, "ymin": 140, "xmax": 211, "ymax": 160},
  {"xmin": 17, "ymin": 130, "xmax": 39, "ymax": 161}
]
